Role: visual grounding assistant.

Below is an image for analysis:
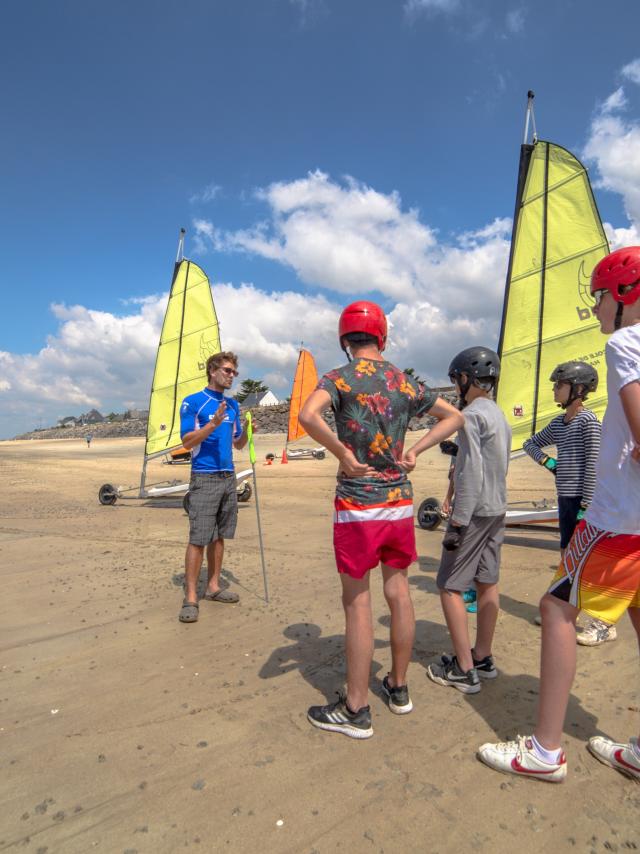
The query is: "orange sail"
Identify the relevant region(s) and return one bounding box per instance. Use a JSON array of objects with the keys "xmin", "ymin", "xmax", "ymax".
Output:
[{"xmin": 287, "ymin": 349, "xmax": 318, "ymax": 442}]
